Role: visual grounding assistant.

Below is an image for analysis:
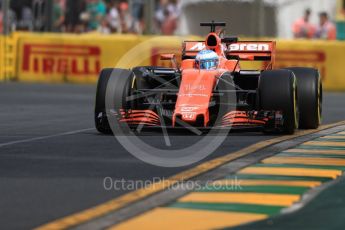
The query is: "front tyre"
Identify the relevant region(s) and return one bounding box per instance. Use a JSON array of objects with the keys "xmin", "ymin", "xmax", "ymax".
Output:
[
  {"xmin": 94, "ymin": 68, "xmax": 135, "ymax": 134},
  {"xmin": 259, "ymin": 69, "xmax": 298, "ymax": 134},
  {"xmin": 95, "ymin": 68, "xmax": 113, "ymax": 134}
]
